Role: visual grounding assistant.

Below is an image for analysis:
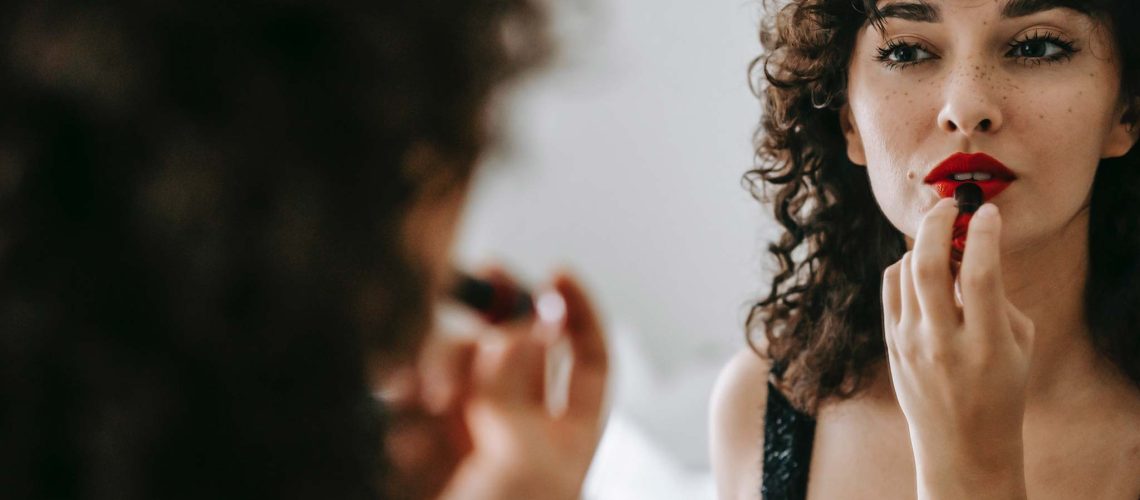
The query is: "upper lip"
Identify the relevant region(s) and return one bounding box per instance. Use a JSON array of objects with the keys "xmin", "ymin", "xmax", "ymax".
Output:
[{"xmin": 923, "ymin": 152, "xmax": 1018, "ymax": 183}]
